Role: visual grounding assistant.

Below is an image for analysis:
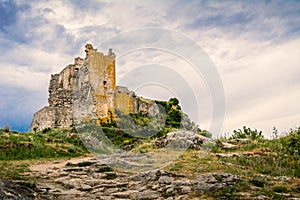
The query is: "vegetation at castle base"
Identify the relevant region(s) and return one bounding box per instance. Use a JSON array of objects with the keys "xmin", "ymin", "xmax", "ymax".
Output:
[
  {"xmin": 155, "ymin": 98, "xmax": 182, "ymax": 129},
  {"xmin": 76, "ymin": 122, "xmax": 140, "ymax": 152},
  {"xmin": 165, "ymin": 126, "xmax": 300, "ymax": 199},
  {"xmin": 78, "ymin": 97, "xmax": 199, "ymax": 150},
  {"xmin": 75, "ymin": 97, "xmax": 210, "ymax": 151},
  {"xmin": 0, "ymin": 128, "xmax": 88, "ymax": 160}
]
